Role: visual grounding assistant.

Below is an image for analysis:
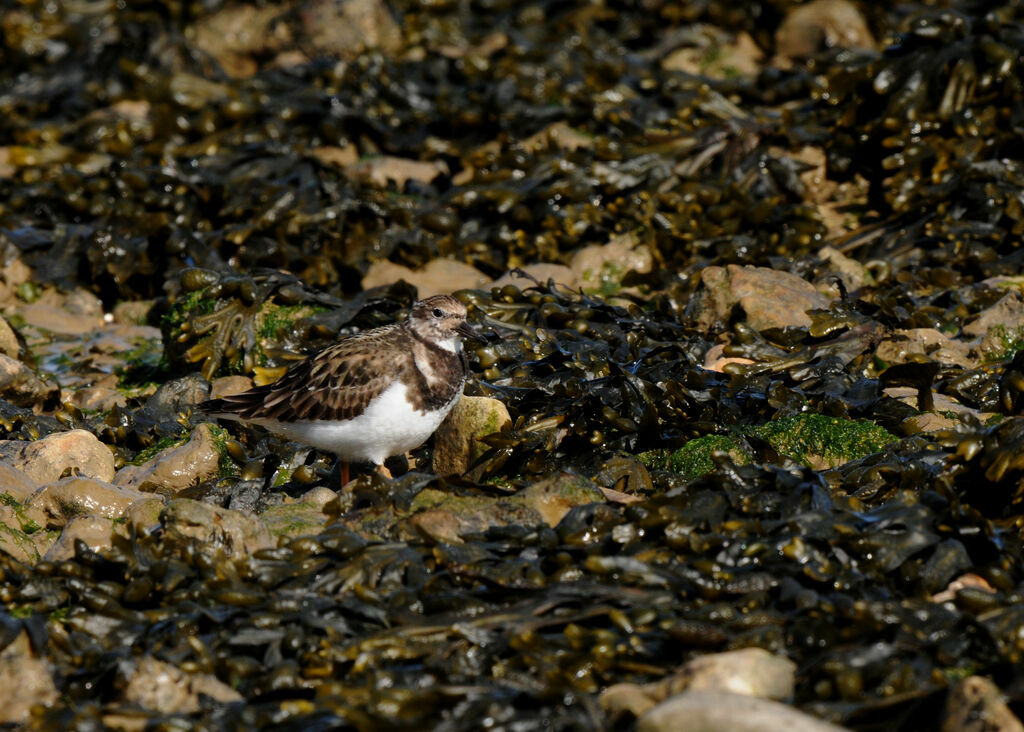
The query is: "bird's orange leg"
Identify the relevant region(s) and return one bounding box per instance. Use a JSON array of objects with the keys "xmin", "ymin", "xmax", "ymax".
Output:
[{"xmin": 376, "ymin": 464, "xmax": 392, "ymax": 479}]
